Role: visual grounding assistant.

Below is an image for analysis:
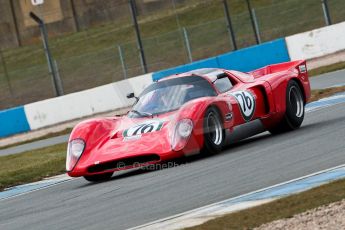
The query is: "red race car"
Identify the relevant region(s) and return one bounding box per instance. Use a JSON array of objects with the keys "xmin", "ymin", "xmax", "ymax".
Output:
[{"xmin": 66, "ymin": 60, "xmax": 310, "ymax": 181}]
